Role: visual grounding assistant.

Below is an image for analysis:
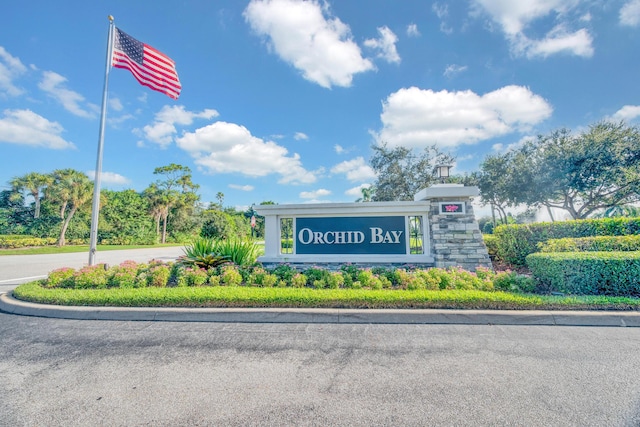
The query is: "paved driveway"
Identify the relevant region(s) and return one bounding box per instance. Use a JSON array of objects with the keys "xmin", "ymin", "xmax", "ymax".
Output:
[{"xmin": 1, "ymin": 314, "xmax": 639, "ymax": 426}]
